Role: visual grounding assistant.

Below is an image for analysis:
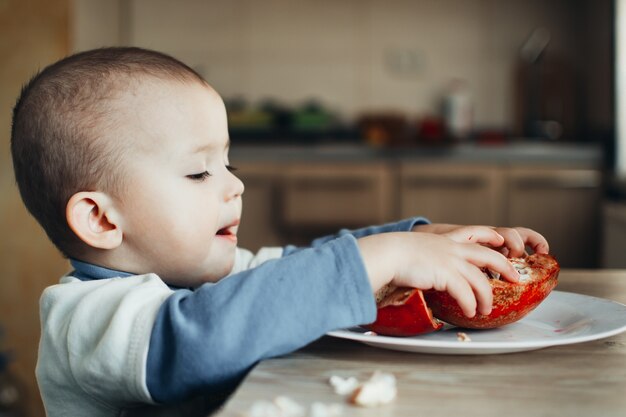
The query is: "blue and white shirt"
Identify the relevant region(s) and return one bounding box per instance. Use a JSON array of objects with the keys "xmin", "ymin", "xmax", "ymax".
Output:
[{"xmin": 36, "ymin": 218, "xmax": 427, "ymax": 416}]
